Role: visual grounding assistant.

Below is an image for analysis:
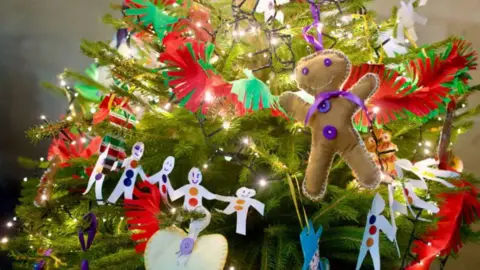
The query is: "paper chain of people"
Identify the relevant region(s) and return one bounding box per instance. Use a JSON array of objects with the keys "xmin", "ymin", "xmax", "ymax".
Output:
[
  {"xmin": 356, "ymin": 158, "xmax": 459, "ymax": 270},
  {"xmin": 83, "ymin": 142, "xmax": 265, "ymax": 236}
]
